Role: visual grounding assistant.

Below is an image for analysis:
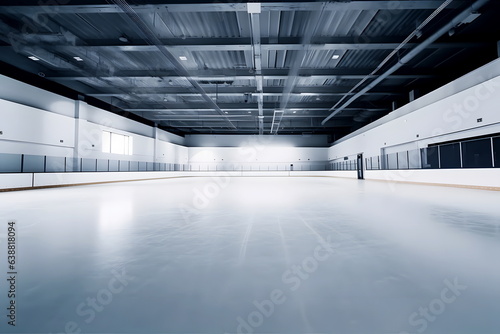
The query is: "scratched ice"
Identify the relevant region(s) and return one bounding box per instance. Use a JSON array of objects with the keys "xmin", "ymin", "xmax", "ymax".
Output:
[{"xmin": 0, "ymin": 176, "xmax": 499, "ymax": 334}]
